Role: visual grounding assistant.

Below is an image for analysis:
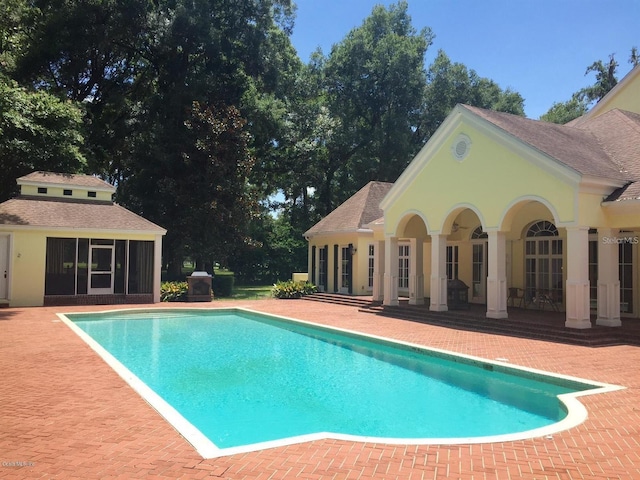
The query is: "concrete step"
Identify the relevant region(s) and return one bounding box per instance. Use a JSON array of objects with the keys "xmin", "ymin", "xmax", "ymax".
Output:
[
  {"xmin": 302, "ymin": 293, "xmax": 376, "ymax": 309},
  {"xmin": 360, "ymin": 303, "xmax": 635, "ymax": 347}
]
